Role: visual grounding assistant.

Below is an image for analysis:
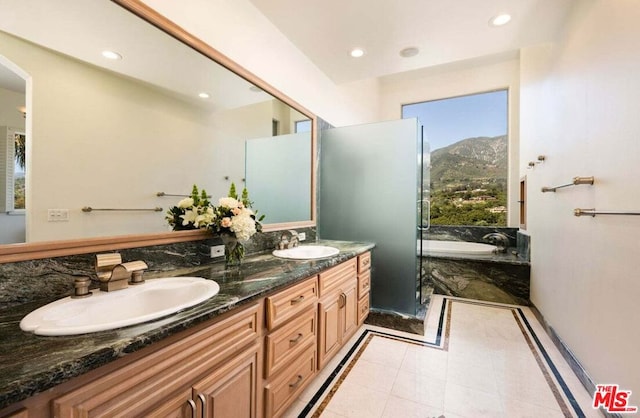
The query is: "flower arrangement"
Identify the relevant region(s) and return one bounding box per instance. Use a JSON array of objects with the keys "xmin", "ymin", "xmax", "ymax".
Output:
[
  {"xmin": 165, "ymin": 185, "xmax": 213, "ymax": 230},
  {"xmin": 166, "ymin": 183, "xmax": 264, "ymax": 265},
  {"xmin": 209, "ymin": 183, "xmax": 264, "ymax": 265}
]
